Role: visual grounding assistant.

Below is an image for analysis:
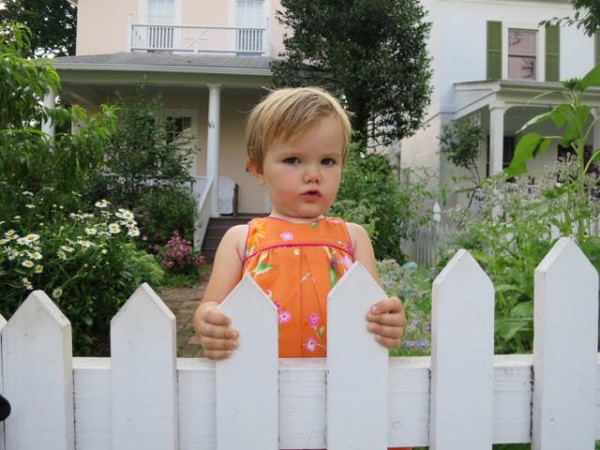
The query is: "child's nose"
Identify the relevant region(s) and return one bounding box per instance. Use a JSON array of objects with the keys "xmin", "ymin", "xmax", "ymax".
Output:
[{"xmin": 303, "ymin": 165, "xmax": 320, "ymax": 183}]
